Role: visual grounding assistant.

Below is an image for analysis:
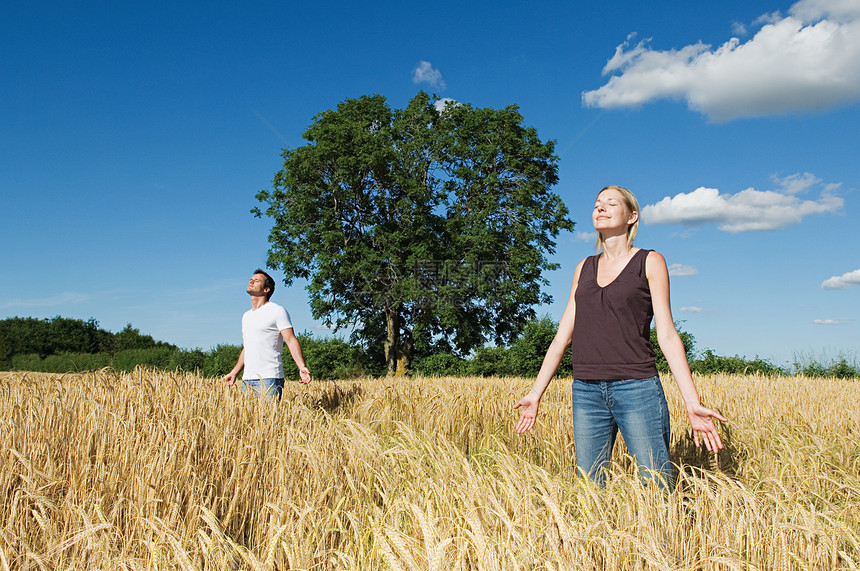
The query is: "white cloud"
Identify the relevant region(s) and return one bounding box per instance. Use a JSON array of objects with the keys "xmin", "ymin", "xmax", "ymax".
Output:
[
  {"xmin": 640, "ymin": 174, "xmax": 843, "ymax": 232},
  {"xmin": 574, "ymin": 230, "xmax": 598, "ymax": 243},
  {"xmin": 790, "ymin": 0, "xmax": 860, "ymax": 23},
  {"xmin": 434, "ymin": 97, "xmax": 459, "ymax": 113},
  {"xmin": 582, "ymin": 0, "xmax": 860, "ymax": 121},
  {"xmin": 670, "ymin": 229, "xmax": 695, "ymax": 239},
  {"xmin": 413, "ymin": 61, "xmax": 447, "ymax": 90},
  {"xmin": 773, "ymin": 172, "xmax": 821, "ymax": 194},
  {"xmin": 668, "ymin": 263, "xmax": 698, "ymax": 276},
  {"xmin": 822, "ymin": 268, "xmax": 860, "ymax": 289},
  {"xmin": 813, "ymin": 318, "xmax": 847, "ymax": 324},
  {"xmin": 680, "ymin": 306, "xmax": 705, "ymax": 313}
]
